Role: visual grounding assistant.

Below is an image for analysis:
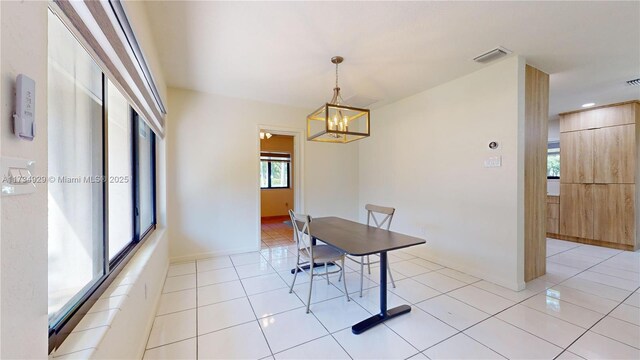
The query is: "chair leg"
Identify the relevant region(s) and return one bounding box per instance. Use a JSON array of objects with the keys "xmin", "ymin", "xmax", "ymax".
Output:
[
  {"xmin": 306, "ymin": 262, "xmax": 314, "ymax": 314},
  {"xmin": 289, "ymin": 256, "xmax": 300, "ymax": 294},
  {"xmin": 325, "ymin": 262, "xmax": 329, "ymax": 285},
  {"xmin": 367, "ymin": 255, "xmax": 371, "ymax": 275},
  {"xmin": 341, "ymin": 257, "xmax": 350, "ymax": 302},
  {"xmin": 387, "ymin": 262, "xmax": 396, "ymax": 288},
  {"xmin": 338, "ymin": 270, "xmax": 342, "ymax": 282},
  {"xmin": 359, "ymin": 259, "xmax": 364, "ymax": 298}
]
